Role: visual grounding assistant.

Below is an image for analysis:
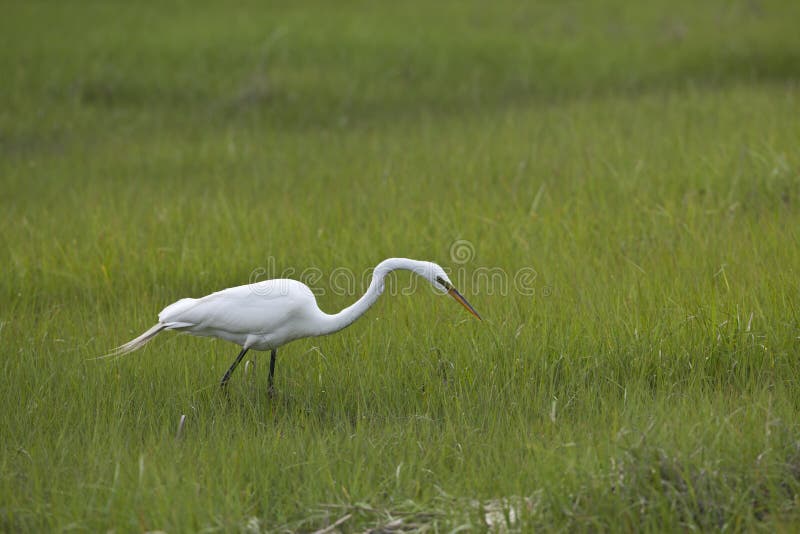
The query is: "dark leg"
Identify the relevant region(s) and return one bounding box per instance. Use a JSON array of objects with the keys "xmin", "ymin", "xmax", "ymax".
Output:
[
  {"xmin": 268, "ymin": 349, "xmax": 277, "ymax": 392},
  {"xmin": 220, "ymin": 347, "xmax": 249, "ymax": 388}
]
